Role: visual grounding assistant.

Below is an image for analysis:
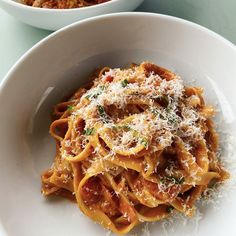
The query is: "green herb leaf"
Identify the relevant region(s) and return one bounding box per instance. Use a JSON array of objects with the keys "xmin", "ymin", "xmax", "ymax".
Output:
[
  {"xmin": 67, "ymin": 105, "xmax": 74, "ymax": 111},
  {"xmin": 154, "ymin": 95, "xmax": 169, "ymax": 107},
  {"xmin": 167, "ymin": 115, "xmax": 179, "ymax": 125},
  {"xmin": 123, "ymin": 125, "xmax": 131, "ymax": 131},
  {"xmin": 97, "ymin": 105, "xmax": 105, "ymax": 116},
  {"xmin": 166, "ymin": 107, "xmax": 171, "ymax": 113},
  {"xmin": 121, "ymin": 79, "xmax": 129, "ymax": 88},
  {"xmin": 140, "ymin": 138, "xmax": 148, "ymax": 148},
  {"xmin": 82, "ymin": 128, "xmax": 95, "ymax": 136},
  {"xmin": 86, "ymin": 86, "xmax": 105, "ymax": 100},
  {"xmin": 97, "ymin": 105, "xmax": 110, "ymax": 123},
  {"xmin": 151, "ymin": 108, "xmax": 159, "ymax": 116},
  {"xmin": 116, "ymin": 125, "xmax": 131, "ymax": 131},
  {"xmin": 159, "ymin": 114, "xmax": 165, "ymax": 119},
  {"xmin": 151, "ymin": 108, "xmax": 165, "ymax": 119},
  {"xmin": 177, "ymin": 177, "xmax": 185, "ymax": 185},
  {"xmin": 112, "ymin": 125, "xmax": 118, "ymax": 131},
  {"xmin": 166, "ymin": 206, "xmax": 174, "ymax": 213},
  {"xmin": 165, "ymin": 175, "xmax": 185, "ymax": 185}
]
